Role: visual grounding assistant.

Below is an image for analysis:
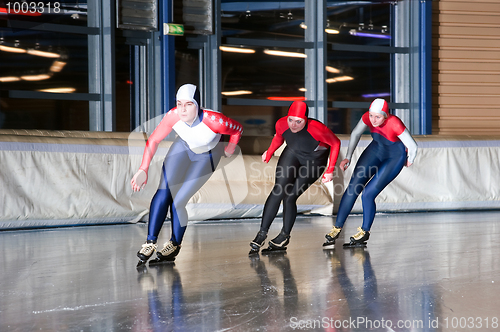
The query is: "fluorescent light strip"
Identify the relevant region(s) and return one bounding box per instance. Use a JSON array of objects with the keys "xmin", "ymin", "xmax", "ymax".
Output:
[
  {"xmin": 325, "ymin": 29, "xmax": 340, "ymax": 34},
  {"xmin": 264, "ymin": 49, "xmax": 306, "ymax": 58},
  {"xmin": 220, "ymin": 46, "xmax": 255, "ymax": 54},
  {"xmin": 0, "ymin": 76, "xmax": 21, "ymax": 82},
  {"xmin": 27, "ymin": 49, "xmax": 60, "ymax": 58},
  {"xmin": 38, "ymin": 87, "xmax": 76, "ymax": 93},
  {"xmin": 326, "ymin": 66, "xmax": 340, "ymax": 74},
  {"xmin": 326, "ymin": 76, "xmax": 354, "ymax": 83},
  {"xmin": 349, "ymin": 30, "xmax": 391, "ymax": 39},
  {"xmin": 21, "ymin": 74, "xmax": 51, "ymax": 81},
  {"xmin": 50, "ymin": 61, "xmax": 66, "ymax": 73},
  {"xmin": 0, "ymin": 45, "xmax": 27, "ymax": 53},
  {"xmin": 221, "ymin": 90, "xmax": 253, "ymax": 96}
]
